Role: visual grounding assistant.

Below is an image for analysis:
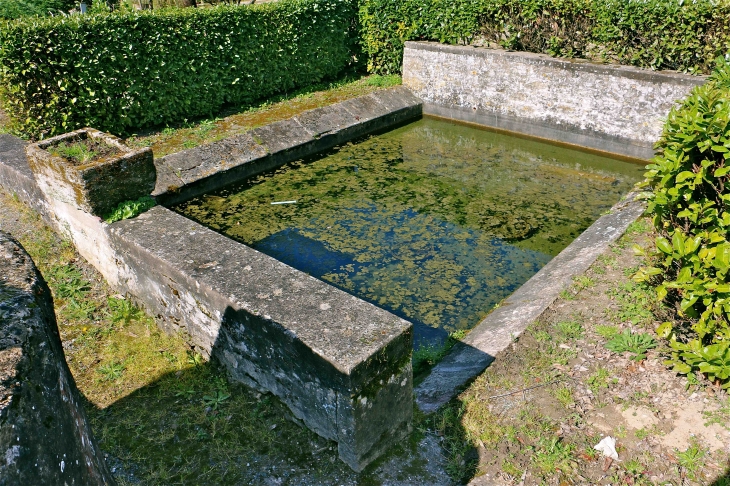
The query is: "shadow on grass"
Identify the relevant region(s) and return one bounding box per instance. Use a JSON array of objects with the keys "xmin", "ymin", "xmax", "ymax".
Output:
[
  {"xmin": 85, "ymin": 360, "xmax": 350, "ymax": 485},
  {"xmin": 84, "ymin": 357, "xmax": 472, "ymax": 485},
  {"xmin": 712, "ymin": 469, "xmax": 730, "ymax": 486}
]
